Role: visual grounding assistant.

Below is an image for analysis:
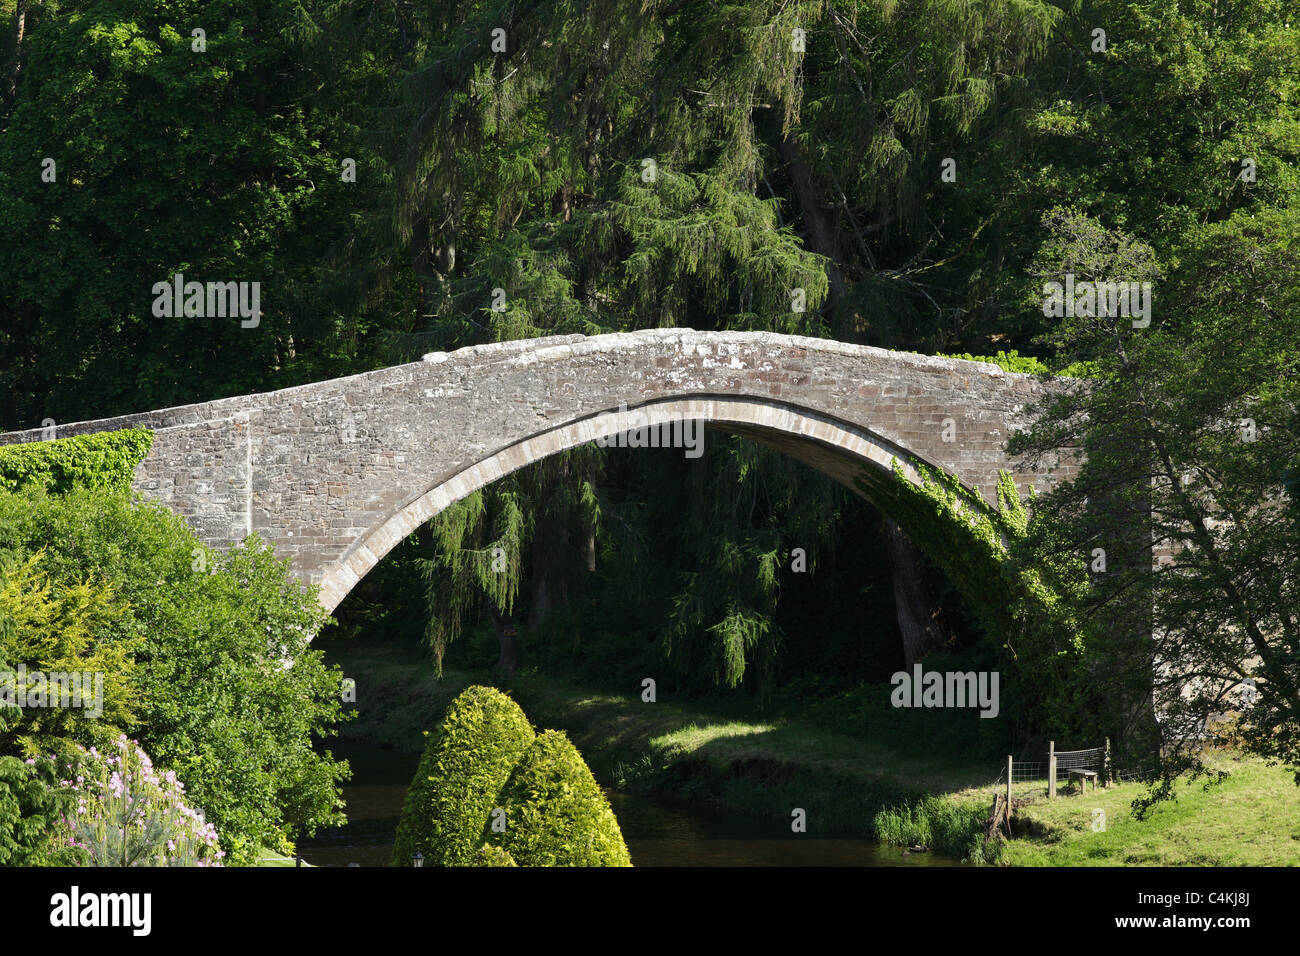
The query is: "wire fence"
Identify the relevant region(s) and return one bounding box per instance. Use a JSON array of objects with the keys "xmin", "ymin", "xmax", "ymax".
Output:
[
  {"xmin": 1114, "ymin": 766, "xmax": 1157, "ymax": 784},
  {"xmin": 1008, "ymin": 761, "xmax": 1045, "ymax": 785},
  {"xmin": 995, "ymin": 760, "xmax": 1059, "ymax": 799},
  {"xmin": 1054, "ymin": 745, "xmax": 1105, "ymax": 779},
  {"xmin": 993, "ymin": 741, "xmax": 1160, "ymax": 800},
  {"xmin": 995, "ymin": 741, "xmax": 1111, "ymax": 798}
]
